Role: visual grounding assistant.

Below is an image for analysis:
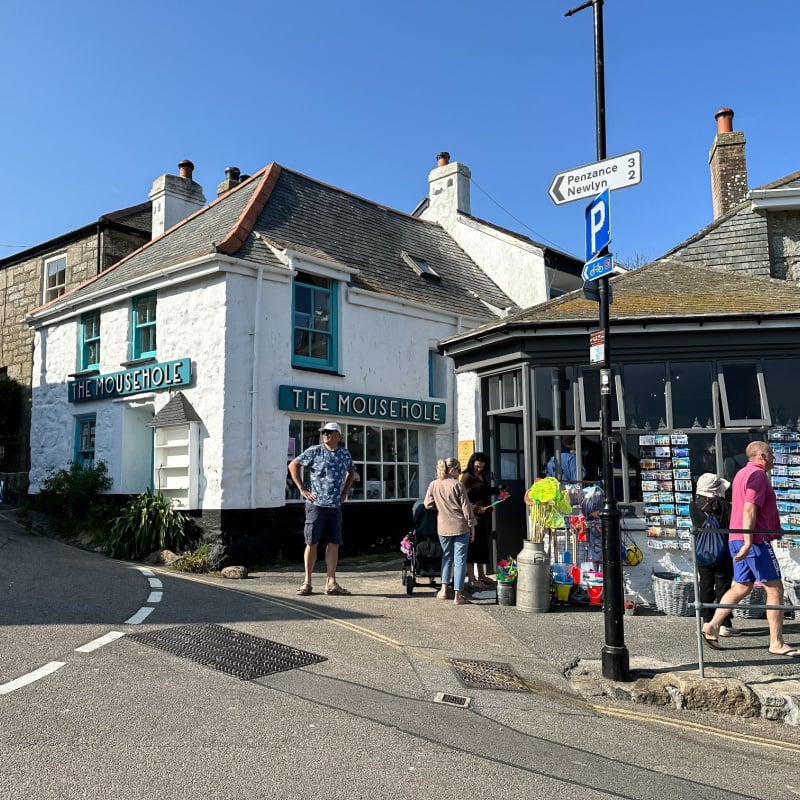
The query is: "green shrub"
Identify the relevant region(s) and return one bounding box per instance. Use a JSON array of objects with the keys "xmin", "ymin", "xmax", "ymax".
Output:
[
  {"xmin": 171, "ymin": 543, "xmax": 217, "ymax": 574},
  {"xmin": 101, "ymin": 488, "xmax": 196, "ymax": 560},
  {"xmin": 32, "ymin": 461, "xmax": 114, "ymax": 536}
]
